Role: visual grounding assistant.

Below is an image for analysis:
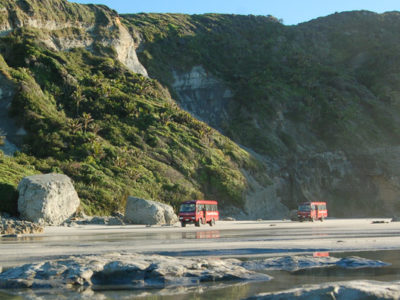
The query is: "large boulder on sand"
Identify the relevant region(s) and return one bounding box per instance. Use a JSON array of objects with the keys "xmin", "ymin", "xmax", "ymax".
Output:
[
  {"xmin": 17, "ymin": 174, "xmax": 80, "ymax": 225},
  {"xmin": 124, "ymin": 196, "xmax": 178, "ymax": 225}
]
